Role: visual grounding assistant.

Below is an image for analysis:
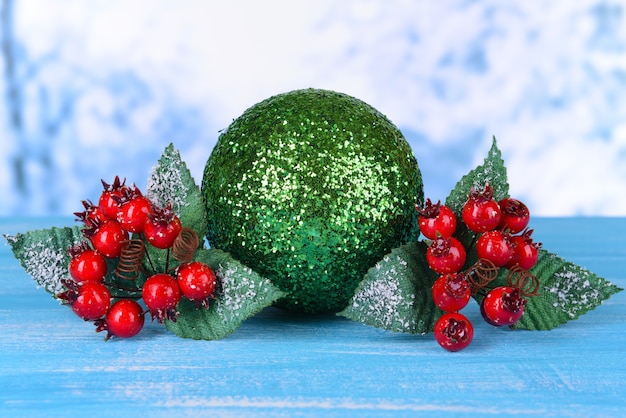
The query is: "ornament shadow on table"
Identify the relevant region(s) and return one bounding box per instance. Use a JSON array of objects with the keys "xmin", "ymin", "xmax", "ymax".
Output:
[{"xmin": 4, "ymin": 89, "xmax": 622, "ymax": 347}]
